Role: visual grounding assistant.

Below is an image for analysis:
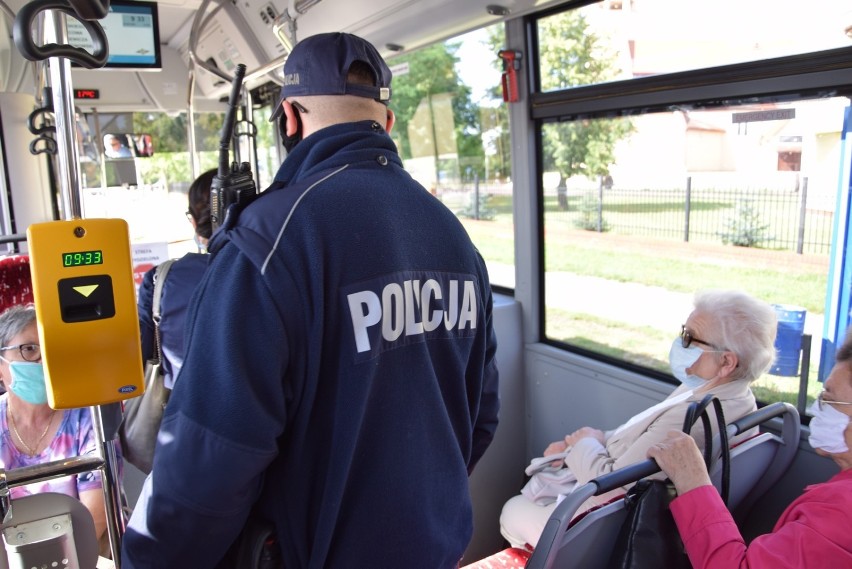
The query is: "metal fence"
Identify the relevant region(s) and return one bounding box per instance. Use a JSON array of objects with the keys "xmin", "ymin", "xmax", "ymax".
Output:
[{"xmin": 546, "ymin": 176, "xmax": 834, "ymax": 255}]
